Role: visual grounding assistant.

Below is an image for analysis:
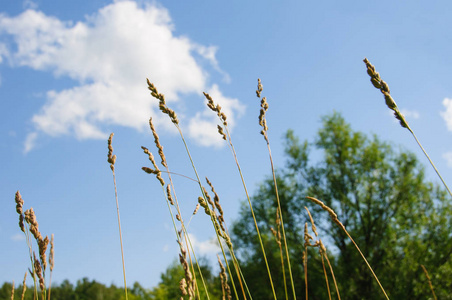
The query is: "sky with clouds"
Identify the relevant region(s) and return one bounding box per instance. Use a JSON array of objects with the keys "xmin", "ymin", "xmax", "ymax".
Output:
[{"xmin": 2, "ymin": 0, "xmax": 452, "ymax": 289}]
